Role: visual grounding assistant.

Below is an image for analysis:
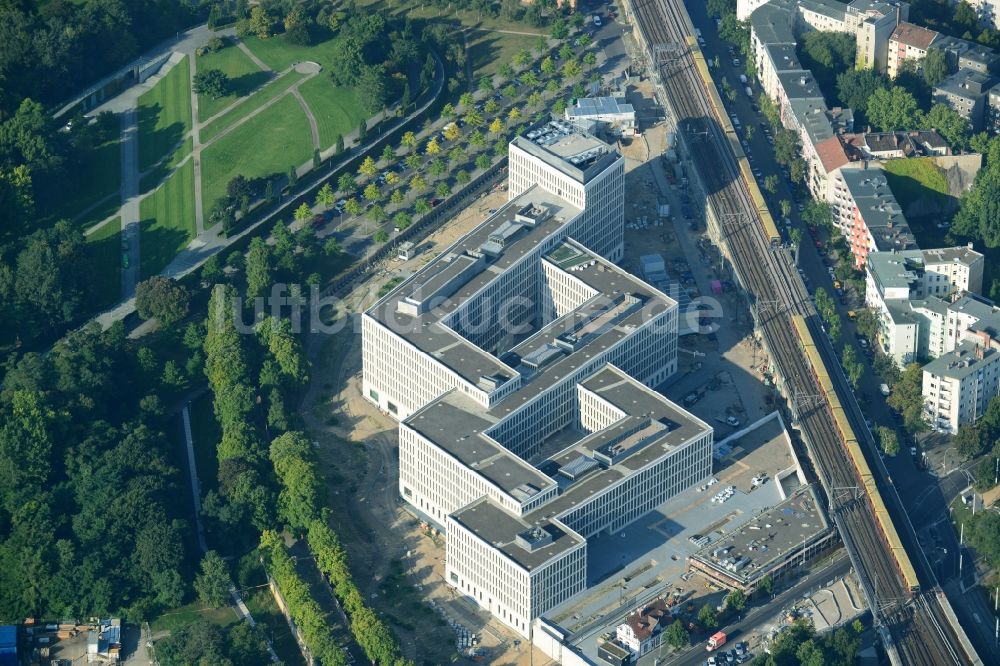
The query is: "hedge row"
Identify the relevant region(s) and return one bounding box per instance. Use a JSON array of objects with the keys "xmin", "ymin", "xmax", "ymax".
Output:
[{"xmin": 260, "ymin": 530, "xmax": 347, "ymax": 666}]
